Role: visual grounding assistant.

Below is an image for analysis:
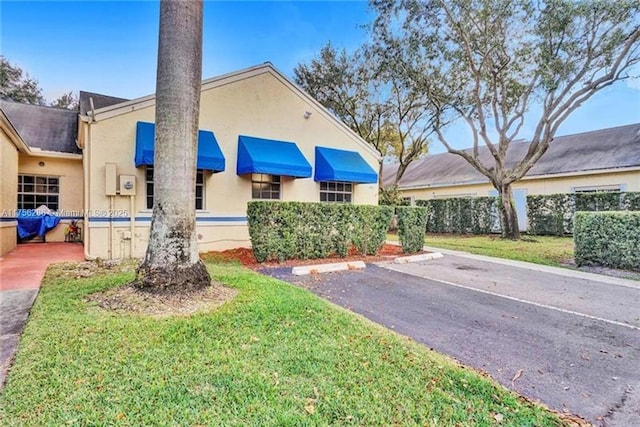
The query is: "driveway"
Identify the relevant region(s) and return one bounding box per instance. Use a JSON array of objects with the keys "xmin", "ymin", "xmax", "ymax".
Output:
[
  {"xmin": 0, "ymin": 243, "xmax": 84, "ymax": 389},
  {"xmin": 261, "ymin": 253, "xmax": 640, "ymax": 426}
]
